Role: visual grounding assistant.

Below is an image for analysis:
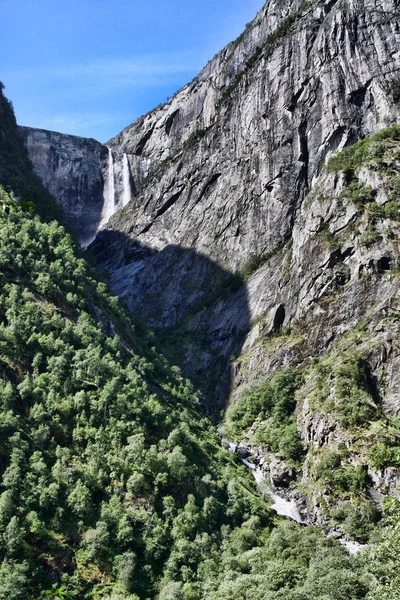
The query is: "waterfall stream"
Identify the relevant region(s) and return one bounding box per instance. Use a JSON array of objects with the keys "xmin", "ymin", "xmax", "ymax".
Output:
[
  {"xmin": 230, "ymin": 444, "xmax": 367, "ymax": 554},
  {"xmin": 107, "ymin": 147, "xmax": 116, "ymax": 216},
  {"xmin": 99, "ymin": 147, "xmax": 116, "ymax": 228},
  {"xmin": 241, "ymin": 457, "xmax": 306, "ymax": 524},
  {"xmin": 90, "ymin": 149, "xmax": 131, "ymax": 245},
  {"xmin": 123, "ymin": 153, "xmax": 131, "ymax": 207}
]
